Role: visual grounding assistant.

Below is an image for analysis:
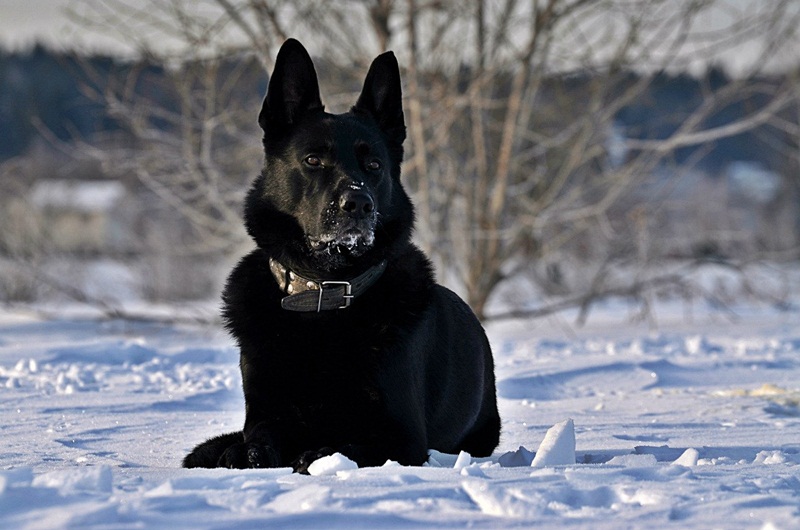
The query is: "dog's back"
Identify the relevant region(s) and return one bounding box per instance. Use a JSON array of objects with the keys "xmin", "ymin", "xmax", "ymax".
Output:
[{"xmin": 418, "ymin": 284, "xmax": 500, "ymax": 455}]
